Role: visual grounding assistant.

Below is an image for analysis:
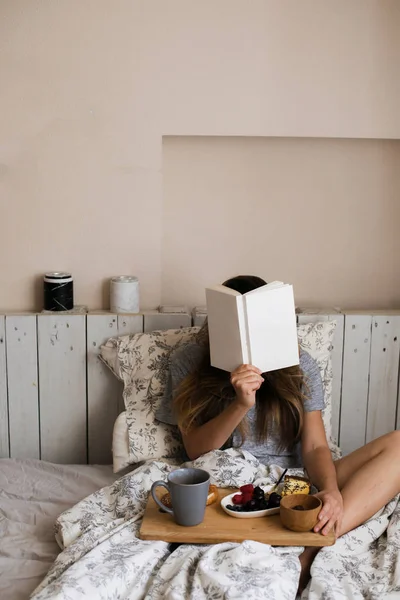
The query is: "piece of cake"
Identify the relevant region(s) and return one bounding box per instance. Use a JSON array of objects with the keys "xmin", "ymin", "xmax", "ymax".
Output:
[
  {"xmin": 160, "ymin": 484, "xmax": 218, "ymax": 508},
  {"xmin": 281, "ymin": 475, "xmax": 311, "ymax": 496}
]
